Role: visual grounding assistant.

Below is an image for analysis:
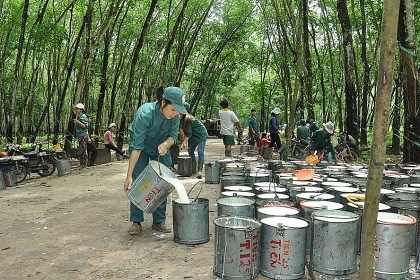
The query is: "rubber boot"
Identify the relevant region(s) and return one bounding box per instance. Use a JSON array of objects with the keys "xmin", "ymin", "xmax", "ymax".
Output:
[
  {"xmin": 197, "ymin": 161, "xmax": 204, "ymax": 179},
  {"xmin": 192, "ymin": 159, "xmax": 197, "ymax": 175}
]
